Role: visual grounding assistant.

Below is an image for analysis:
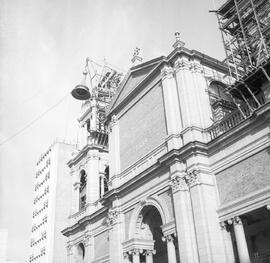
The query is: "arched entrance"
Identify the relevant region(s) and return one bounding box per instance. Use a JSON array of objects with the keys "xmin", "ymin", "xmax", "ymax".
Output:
[
  {"xmin": 73, "ymin": 242, "xmax": 85, "ymax": 263},
  {"xmin": 136, "ymin": 205, "xmax": 168, "ymax": 263}
]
